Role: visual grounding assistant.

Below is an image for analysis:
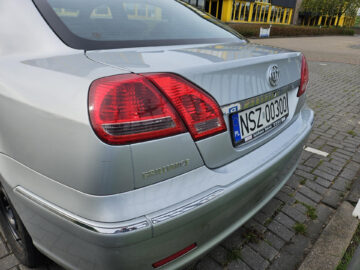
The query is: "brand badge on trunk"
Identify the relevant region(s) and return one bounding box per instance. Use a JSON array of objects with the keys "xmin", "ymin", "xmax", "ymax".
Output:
[{"xmin": 268, "ymin": 65, "xmax": 280, "ymax": 87}]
